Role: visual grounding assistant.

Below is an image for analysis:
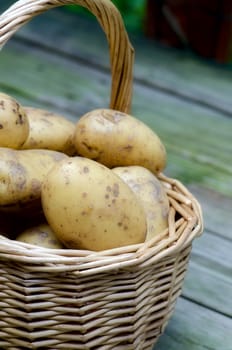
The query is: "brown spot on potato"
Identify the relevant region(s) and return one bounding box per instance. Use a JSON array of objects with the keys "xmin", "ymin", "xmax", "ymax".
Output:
[
  {"xmin": 79, "ymin": 125, "xmax": 86, "ymax": 134},
  {"xmin": 8, "ymin": 161, "xmax": 27, "ymax": 190},
  {"xmin": 0, "ymin": 100, "xmax": 5, "ymax": 109},
  {"xmin": 81, "ymin": 141, "xmax": 93, "ymax": 152},
  {"xmin": 105, "ymin": 194, "xmax": 109, "ymax": 199},
  {"xmin": 64, "ymin": 239, "xmax": 77, "ymax": 249},
  {"xmin": 64, "ymin": 175, "xmax": 70, "ymax": 185},
  {"xmin": 0, "ymin": 124, "xmax": 3, "ymax": 129},
  {"xmin": 16, "ymin": 113, "xmax": 24, "ymax": 125},
  {"xmin": 40, "ymin": 231, "xmax": 48, "ymax": 240},
  {"xmin": 112, "ymin": 183, "xmax": 119, "ymax": 197},
  {"xmin": 83, "ymin": 166, "xmax": 89, "ymax": 173},
  {"xmin": 31, "ymin": 178, "xmax": 41, "ymax": 193},
  {"xmin": 48, "ymin": 239, "xmax": 58, "ymax": 245},
  {"xmin": 82, "ymin": 192, "xmax": 87, "ymax": 198},
  {"xmin": 124, "ymin": 145, "xmax": 133, "ymax": 151}
]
